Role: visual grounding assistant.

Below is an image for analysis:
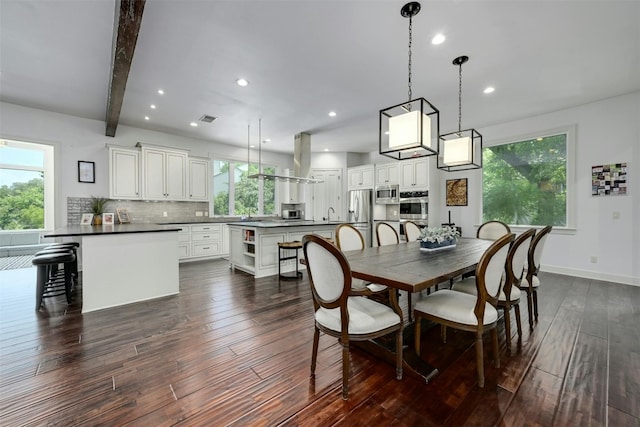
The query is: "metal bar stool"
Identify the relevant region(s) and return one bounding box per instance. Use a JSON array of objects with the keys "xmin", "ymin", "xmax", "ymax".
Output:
[
  {"xmin": 45, "ymin": 242, "xmax": 79, "ymax": 284},
  {"xmin": 278, "ymin": 241, "xmax": 303, "ymax": 280},
  {"xmin": 32, "ymin": 251, "xmax": 76, "ymax": 310}
]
